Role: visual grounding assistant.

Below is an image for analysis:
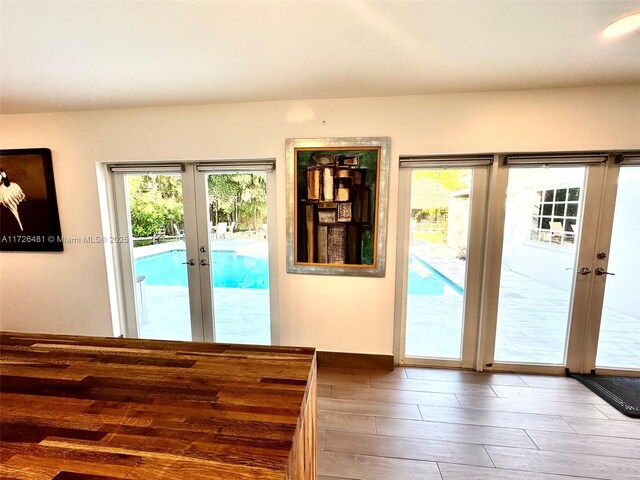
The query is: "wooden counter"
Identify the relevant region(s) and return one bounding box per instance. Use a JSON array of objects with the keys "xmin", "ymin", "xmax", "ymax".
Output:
[{"xmin": 0, "ymin": 332, "xmax": 317, "ymax": 480}]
